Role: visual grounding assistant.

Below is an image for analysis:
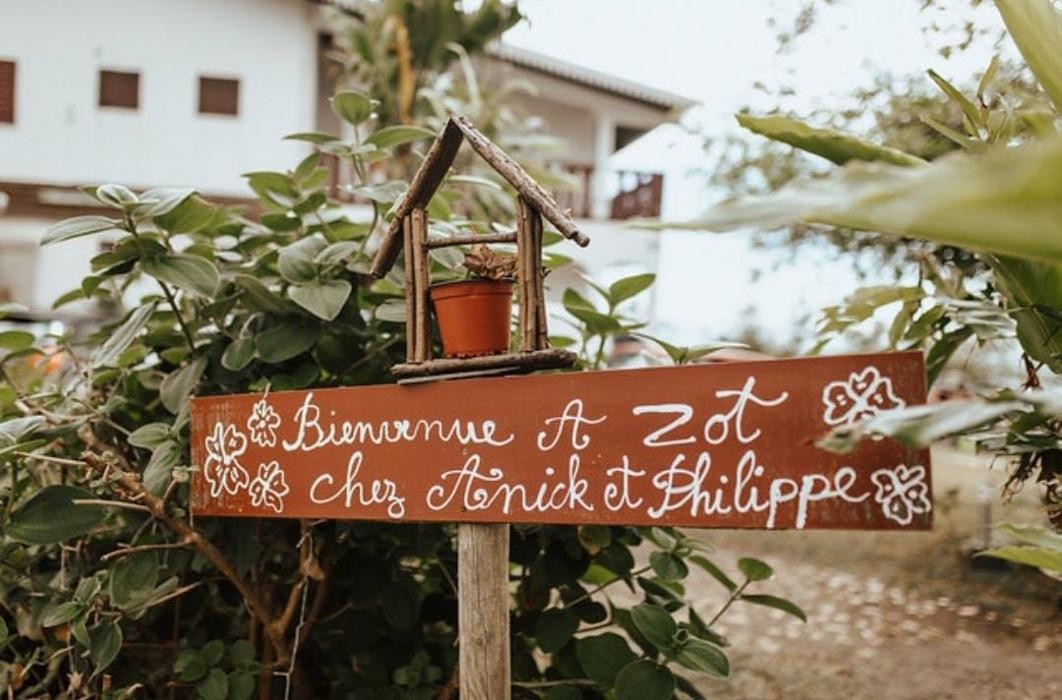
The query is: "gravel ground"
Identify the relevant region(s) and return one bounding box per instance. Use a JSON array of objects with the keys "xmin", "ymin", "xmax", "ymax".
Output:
[{"xmin": 678, "ymin": 447, "xmax": 1062, "ymax": 700}]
